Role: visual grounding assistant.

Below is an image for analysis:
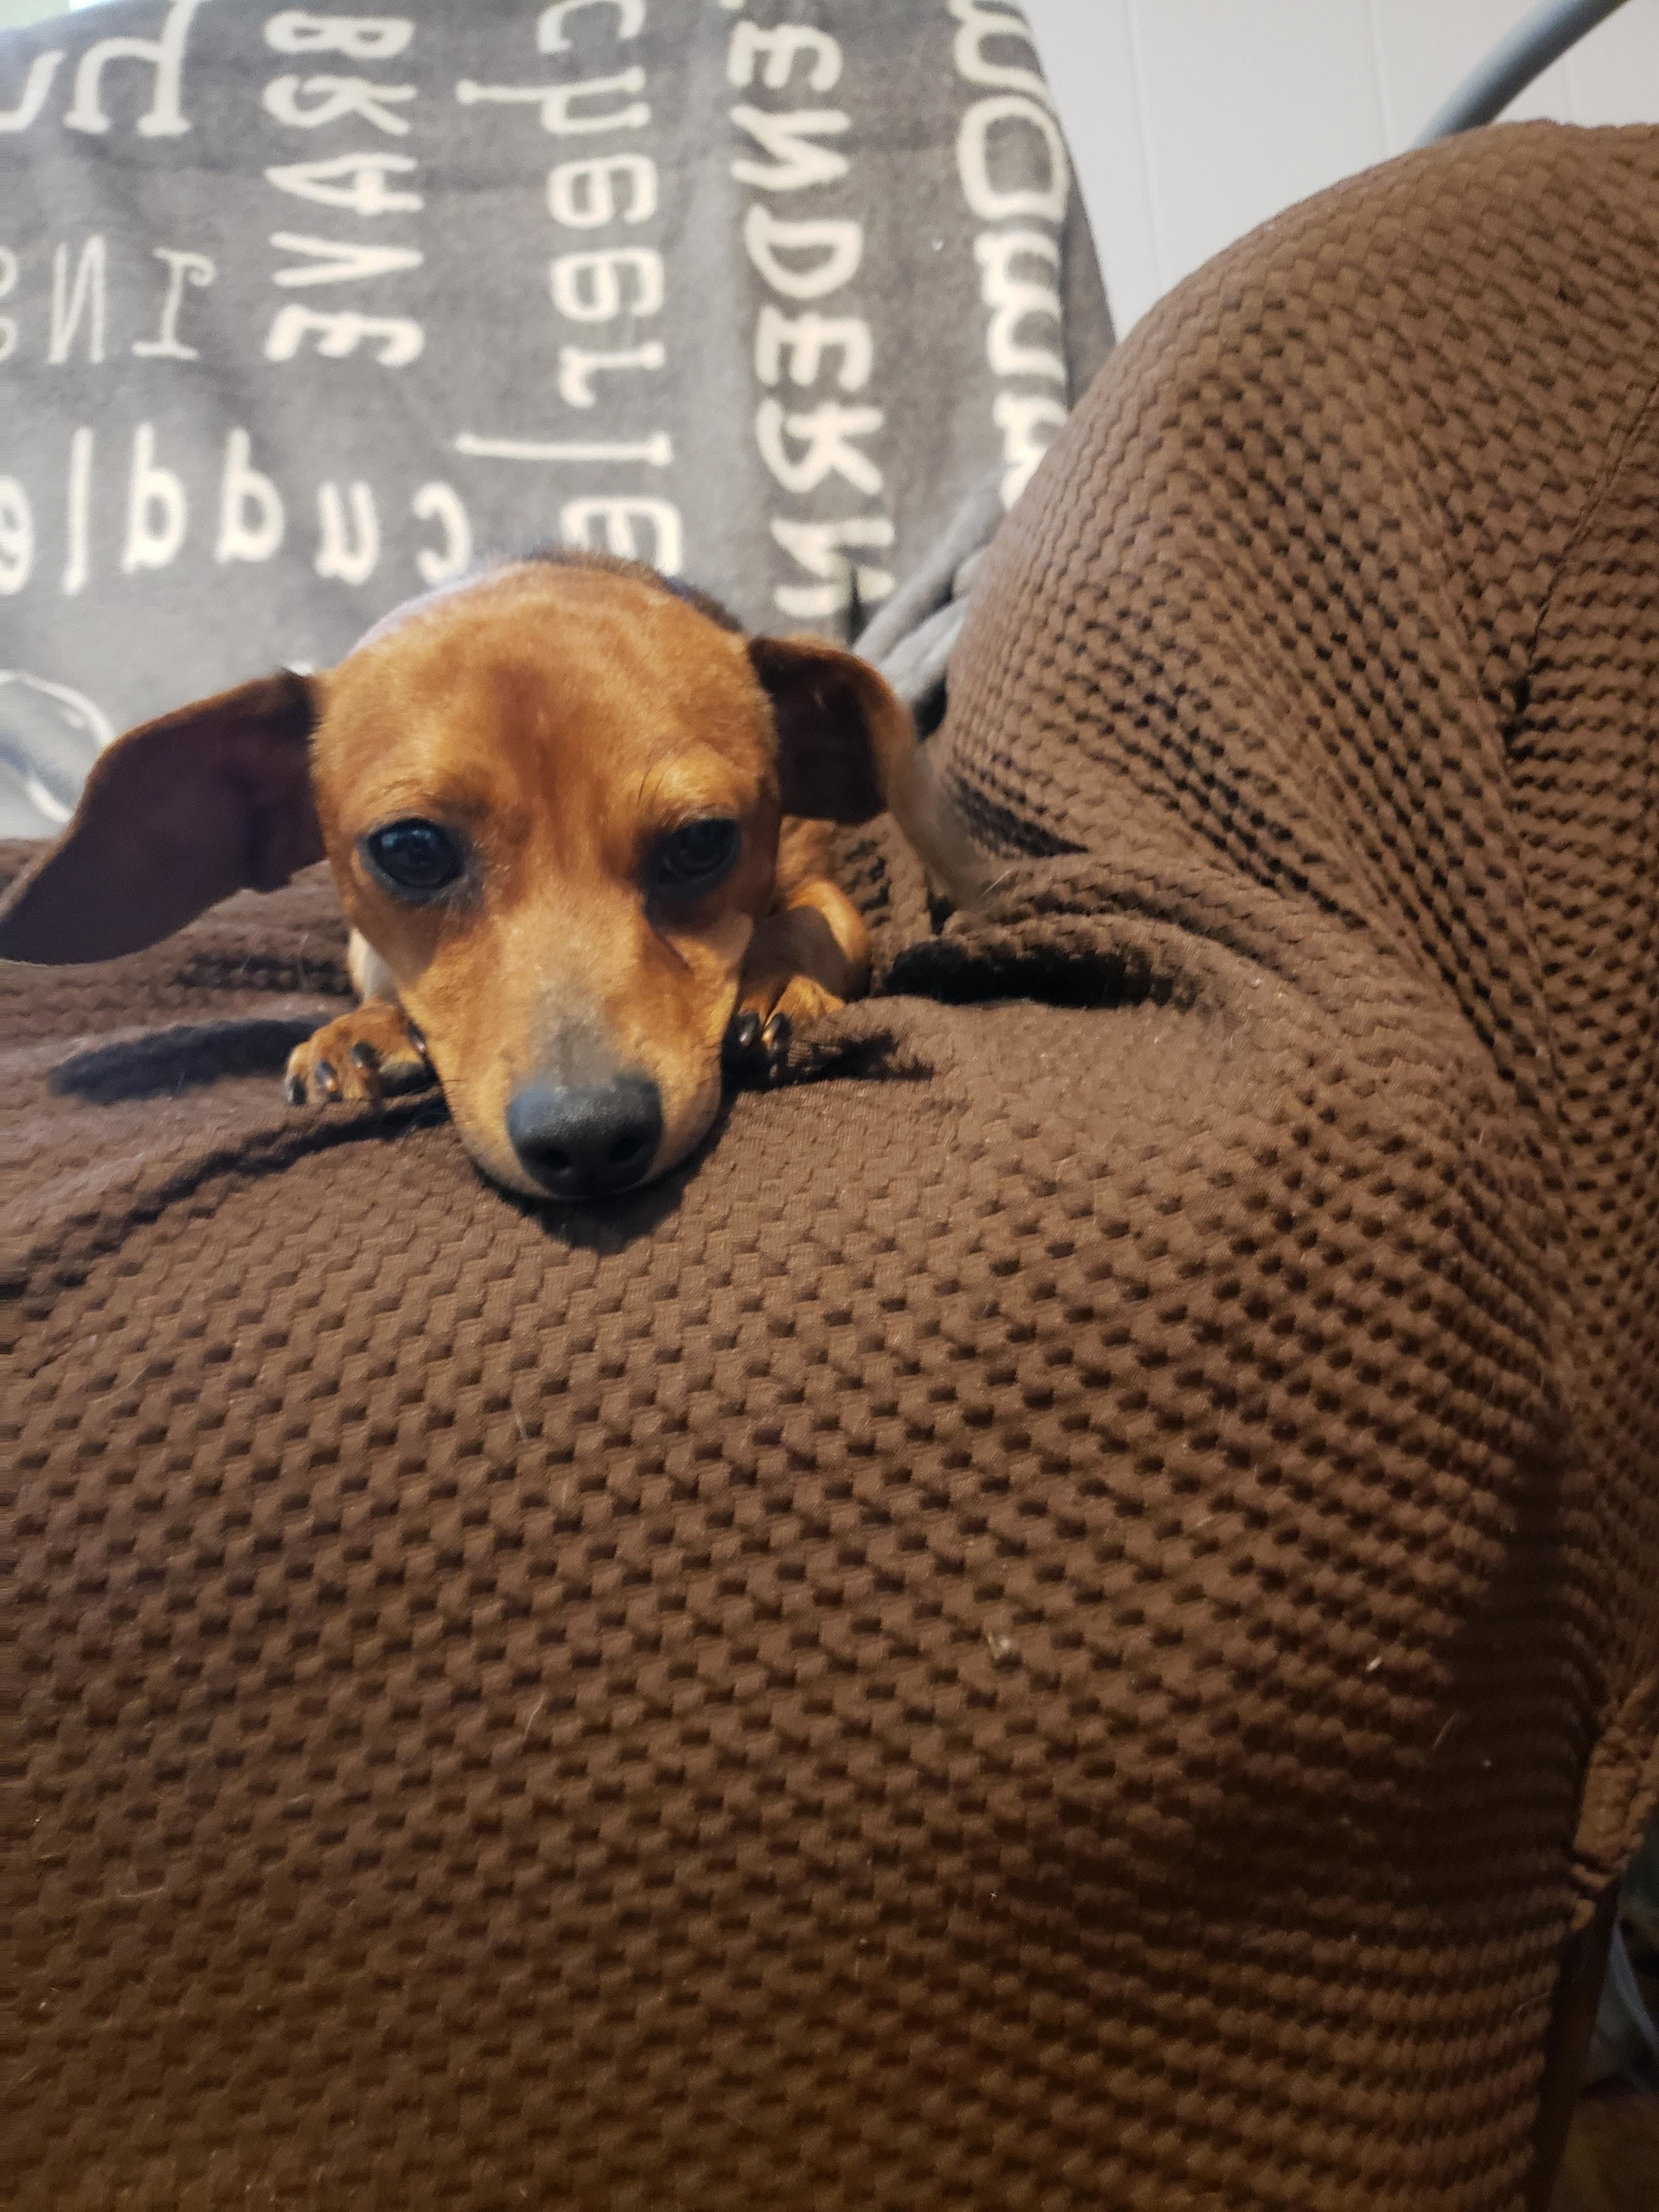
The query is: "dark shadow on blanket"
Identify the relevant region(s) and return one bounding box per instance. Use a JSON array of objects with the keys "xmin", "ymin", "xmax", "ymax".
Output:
[
  {"xmin": 50, "ymin": 1017, "xmax": 321, "ymax": 1104},
  {"xmin": 889, "ymin": 935, "xmax": 1187, "ymax": 1012},
  {"xmin": 506, "ymin": 1143, "xmax": 697, "ymax": 1253}
]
